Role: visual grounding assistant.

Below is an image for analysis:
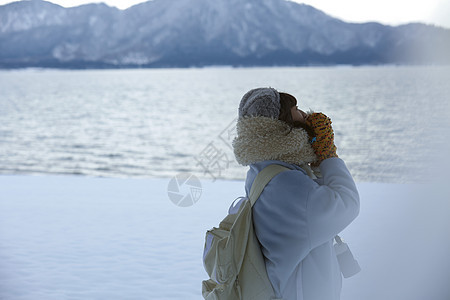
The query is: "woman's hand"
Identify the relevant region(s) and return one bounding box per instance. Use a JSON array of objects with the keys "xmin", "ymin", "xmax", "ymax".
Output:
[{"xmin": 306, "ymin": 112, "xmax": 338, "ymax": 166}]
